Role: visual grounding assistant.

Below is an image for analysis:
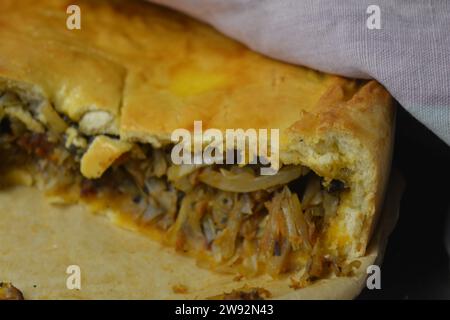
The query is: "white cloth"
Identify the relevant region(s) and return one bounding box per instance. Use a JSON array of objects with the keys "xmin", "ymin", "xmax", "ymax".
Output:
[{"xmin": 150, "ymin": 0, "xmax": 450, "ymax": 145}]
